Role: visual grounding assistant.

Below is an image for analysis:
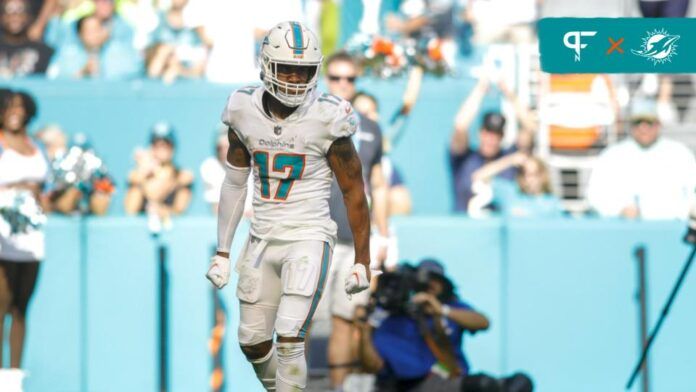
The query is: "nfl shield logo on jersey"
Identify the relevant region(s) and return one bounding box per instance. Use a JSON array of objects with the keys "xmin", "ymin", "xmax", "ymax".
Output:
[{"xmin": 274, "ymin": 125, "xmax": 283, "ymax": 135}]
